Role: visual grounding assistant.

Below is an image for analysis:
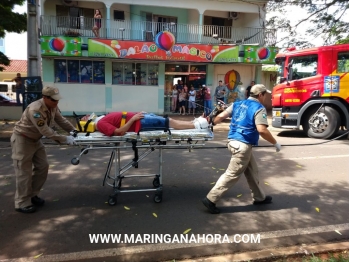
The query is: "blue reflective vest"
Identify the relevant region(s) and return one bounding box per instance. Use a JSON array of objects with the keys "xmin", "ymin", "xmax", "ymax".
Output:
[{"xmin": 227, "ymin": 99, "xmax": 265, "ymax": 146}]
